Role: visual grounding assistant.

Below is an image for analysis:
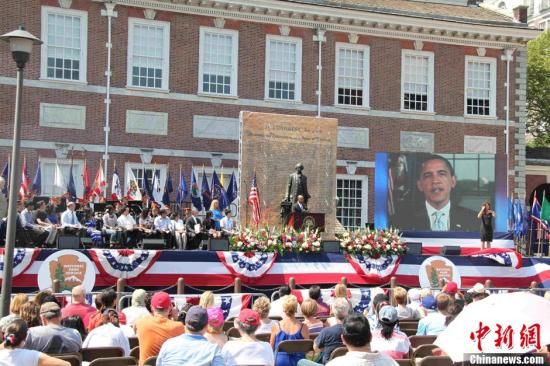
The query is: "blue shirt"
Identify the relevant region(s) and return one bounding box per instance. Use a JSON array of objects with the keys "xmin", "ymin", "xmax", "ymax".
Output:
[
  {"xmin": 157, "ymin": 333, "xmax": 224, "ymax": 366},
  {"xmin": 416, "ymin": 312, "xmax": 447, "ymax": 336}
]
